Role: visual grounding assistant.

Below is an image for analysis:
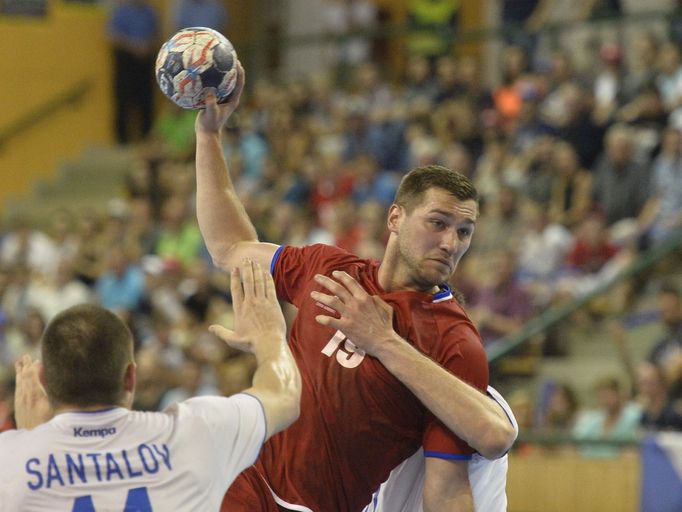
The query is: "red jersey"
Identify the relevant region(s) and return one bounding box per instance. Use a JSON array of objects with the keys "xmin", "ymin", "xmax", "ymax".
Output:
[{"xmin": 226, "ymin": 244, "xmax": 489, "ymax": 512}]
